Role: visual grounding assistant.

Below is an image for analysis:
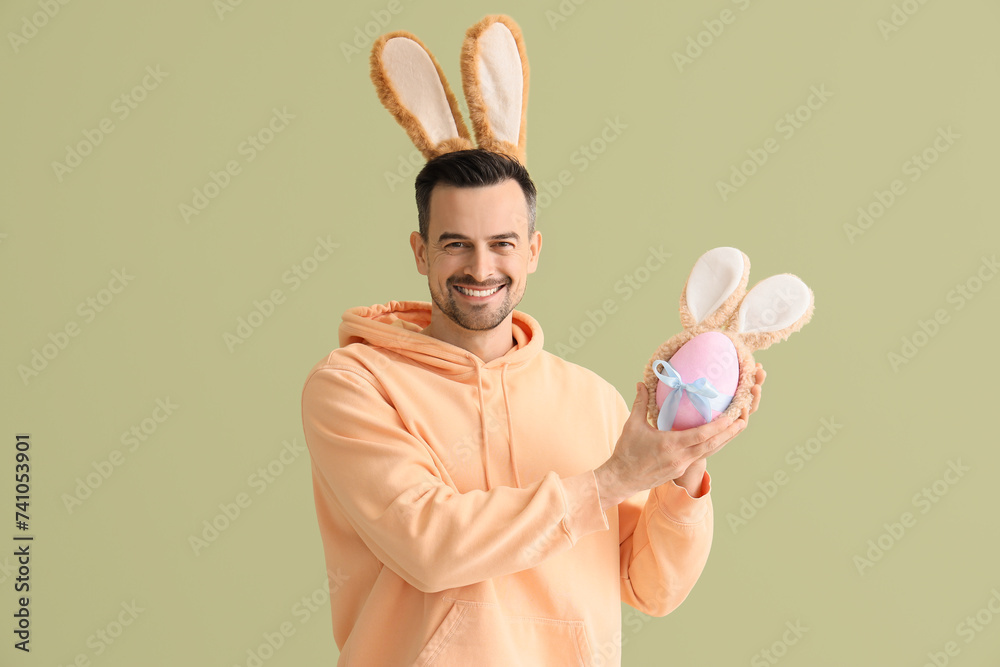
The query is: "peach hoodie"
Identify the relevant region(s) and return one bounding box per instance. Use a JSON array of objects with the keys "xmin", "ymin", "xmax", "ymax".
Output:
[{"xmin": 300, "ymin": 301, "xmax": 714, "ymax": 666}]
